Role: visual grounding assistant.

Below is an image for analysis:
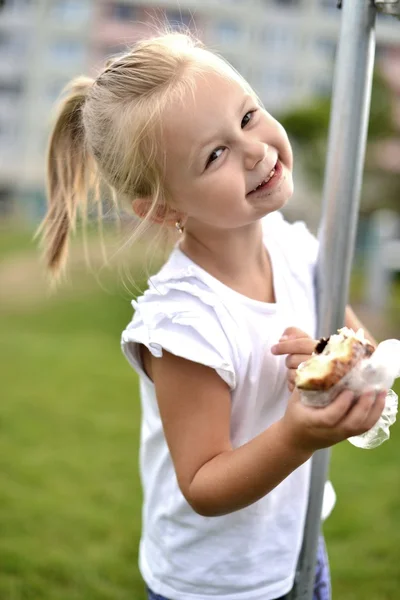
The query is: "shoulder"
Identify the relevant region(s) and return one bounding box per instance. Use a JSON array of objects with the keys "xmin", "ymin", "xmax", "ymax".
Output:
[
  {"xmin": 121, "ymin": 258, "xmax": 238, "ymax": 389},
  {"xmin": 134, "ymin": 250, "xmax": 233, "ymax": 329}
]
